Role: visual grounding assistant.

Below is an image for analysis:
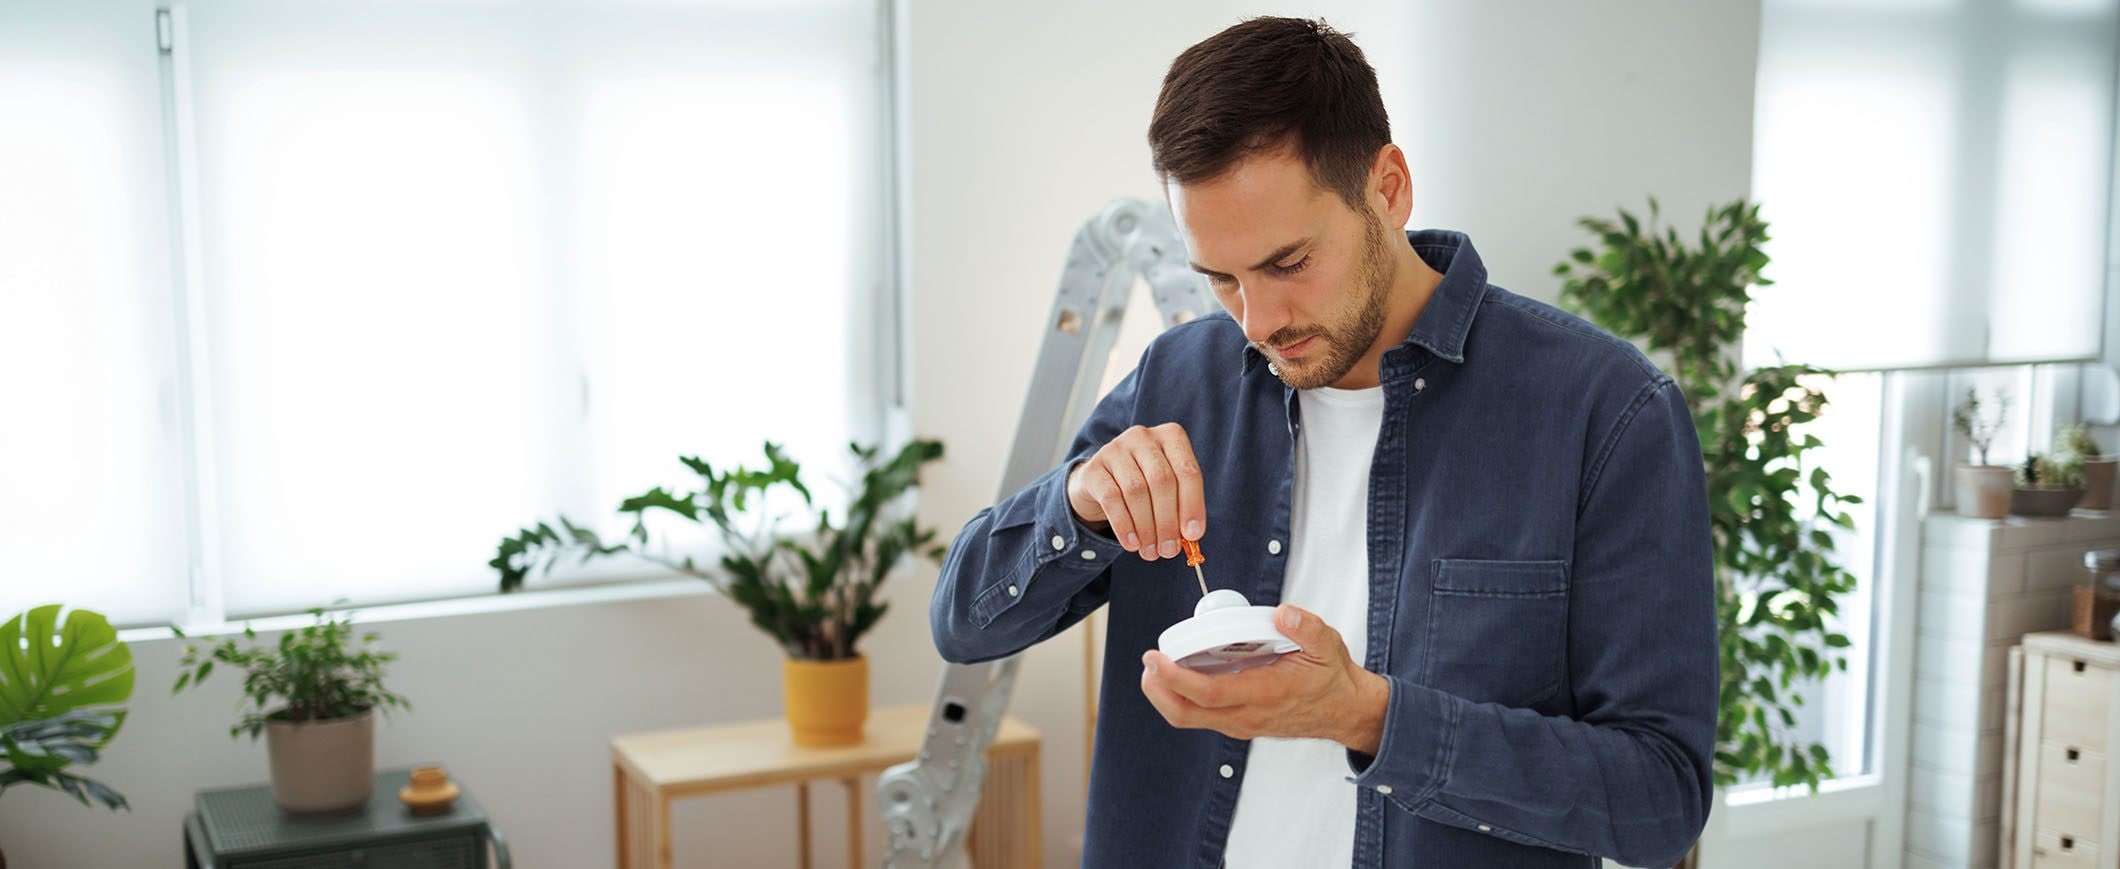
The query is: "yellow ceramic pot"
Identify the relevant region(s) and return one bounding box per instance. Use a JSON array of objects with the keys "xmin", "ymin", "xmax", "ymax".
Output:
[{"xmin": 782, "ymin": 655, "xmax": 869, "ymax": 747}]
